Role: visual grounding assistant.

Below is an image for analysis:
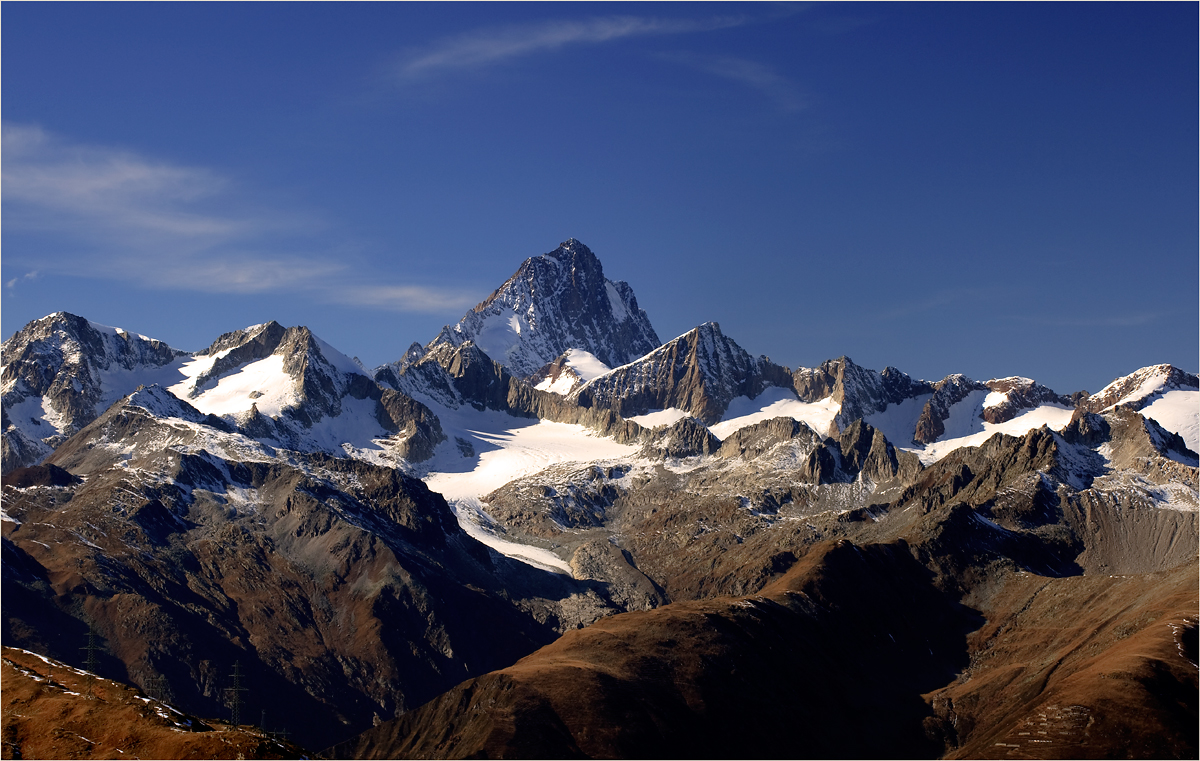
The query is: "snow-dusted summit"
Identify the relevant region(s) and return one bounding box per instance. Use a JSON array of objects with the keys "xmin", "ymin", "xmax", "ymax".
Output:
[
  {"xmin": 1, "ymin": 312, "xmax": 188, "ymax": 470},
  {"xmin": 1081, "ymin": 364, "xmax": 1199, "ymax": 453},
  {"xmin": 422, "ymin": 239, "xmax": 661, "ymax": 379}
]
